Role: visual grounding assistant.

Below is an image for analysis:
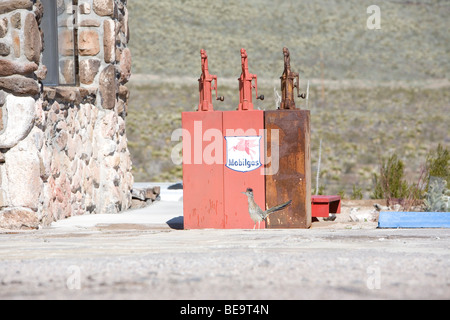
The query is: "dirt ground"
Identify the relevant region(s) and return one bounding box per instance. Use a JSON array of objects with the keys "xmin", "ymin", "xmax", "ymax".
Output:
[{"xmin": 0, "ymin": 199, "xmax": 448, "ymax": 300}]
